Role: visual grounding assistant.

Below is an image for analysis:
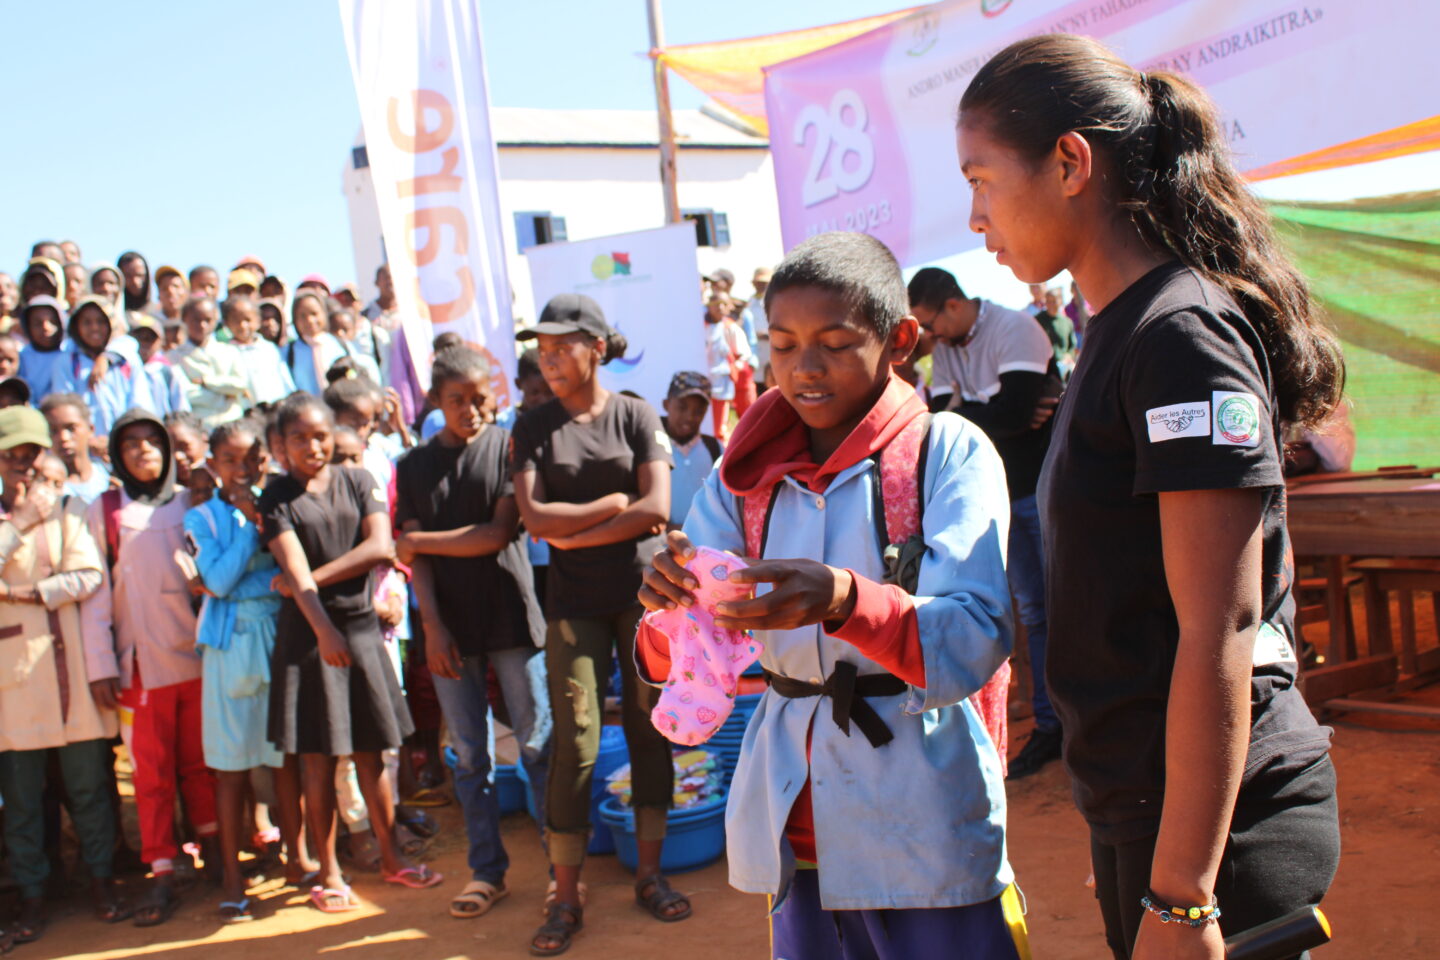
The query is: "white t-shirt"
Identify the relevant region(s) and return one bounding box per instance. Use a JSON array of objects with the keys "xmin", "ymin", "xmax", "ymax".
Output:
[{"xmin": 928, "ymin": 300, "xmax": 1052, "ymax": 405}]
